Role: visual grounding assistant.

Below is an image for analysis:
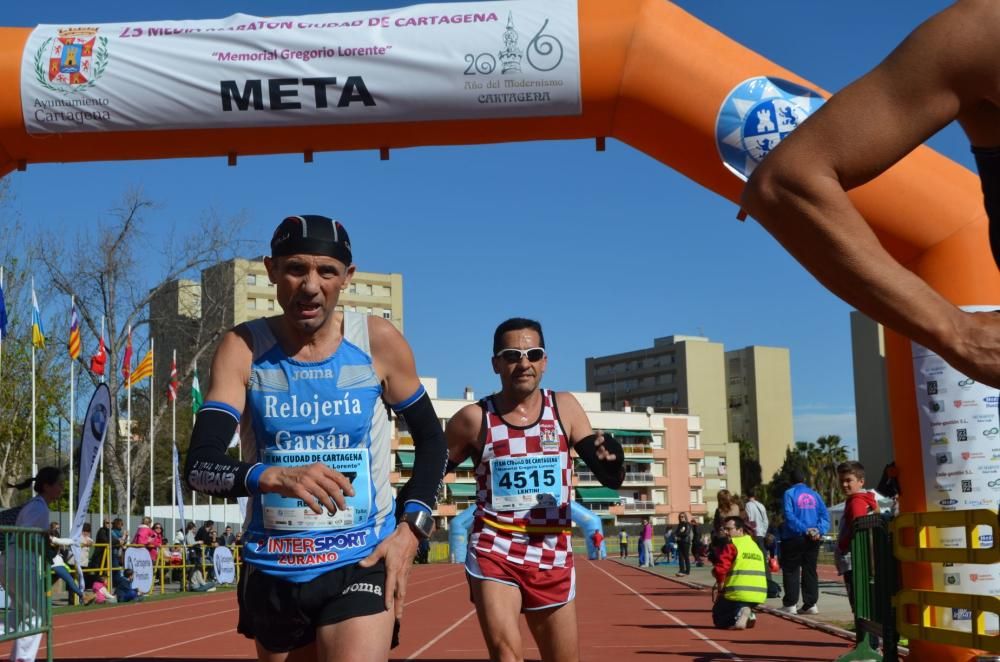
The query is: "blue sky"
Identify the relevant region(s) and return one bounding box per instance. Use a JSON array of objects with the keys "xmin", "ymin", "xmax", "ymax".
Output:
[{"xmin": 3, "ymin": 1, "xmax": 964, "ymax": 458}]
